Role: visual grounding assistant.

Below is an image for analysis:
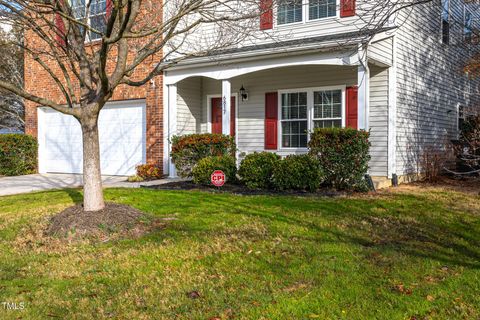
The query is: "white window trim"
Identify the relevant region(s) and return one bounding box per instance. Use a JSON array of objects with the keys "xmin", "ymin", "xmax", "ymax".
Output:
[
  {"xmin": 277, "ymin": 85, "xmax": 346, "ymax": 151},
  {"xmin": 274, "ymin": 0, "xmax": 339, "ymax": 28},
  {"xmin": 440, "ymin": 0, "xmax": 450, "ymax": 45},
  {"xmin": 306, "ymin": 0, "xmax": 339, "ymax": 22},
  {"xmin": 72, "ymin": 0, "xmax": 107, "ymax": 43},
  {"xmin": 464, "ymin": 5, "xmax": 473, "ymax": 43}
]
